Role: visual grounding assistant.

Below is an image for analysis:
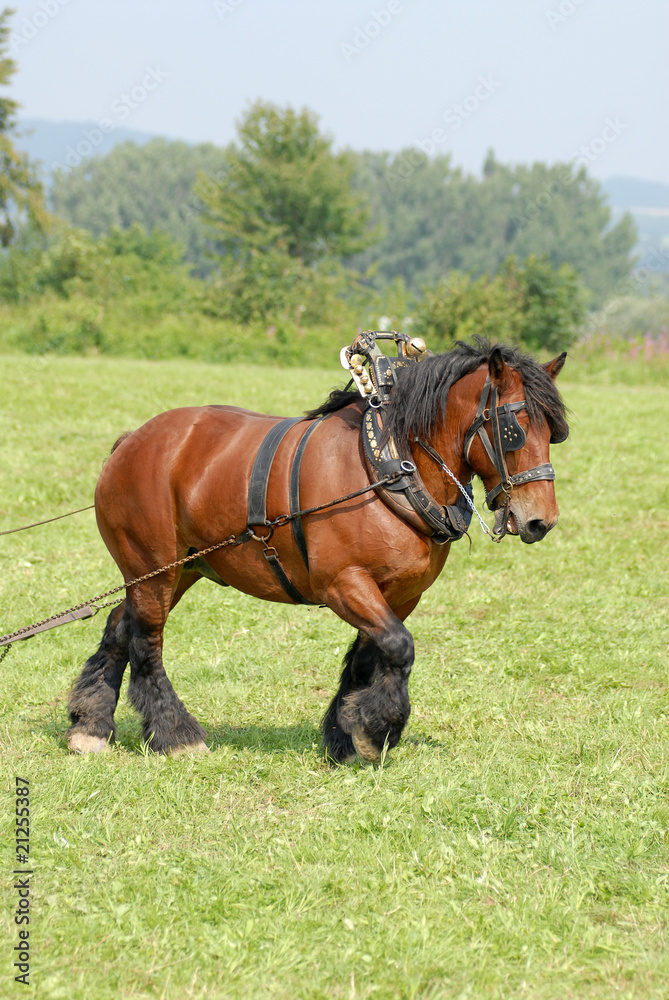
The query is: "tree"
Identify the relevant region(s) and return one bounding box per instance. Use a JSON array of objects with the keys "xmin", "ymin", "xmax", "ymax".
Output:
[
  {"xmin": 195, "ymin": 101, "xmax": 375, "ymax": 320},
  {"xmin": 0, "ymin": 7, "xmax": 46, "ymax": 245},
  {"xmin": 50, "ymin": 139, "xmax": 227, "ymax": 274},
  {"xmin": 413, "ymin": 254, "xmax": 586, "ymax": 352},
  {"xmin": 351, "ymin": 150, "xmax": 637, "ymax": 307}
]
